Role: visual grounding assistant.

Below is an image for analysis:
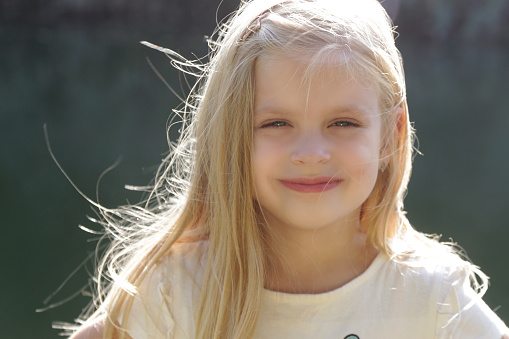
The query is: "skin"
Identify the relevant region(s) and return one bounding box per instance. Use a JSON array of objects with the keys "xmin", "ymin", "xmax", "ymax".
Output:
[
  {"xmin": 69, "ymin": 316, "xmax": 131, "ymax": 339},
  {"xmin": 69, "ymin": 319, "xmax": 105, "ymax": 339},
  {"xmin": 253, "ymin": 55, "xmax": 382, "ymax": 294}
]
